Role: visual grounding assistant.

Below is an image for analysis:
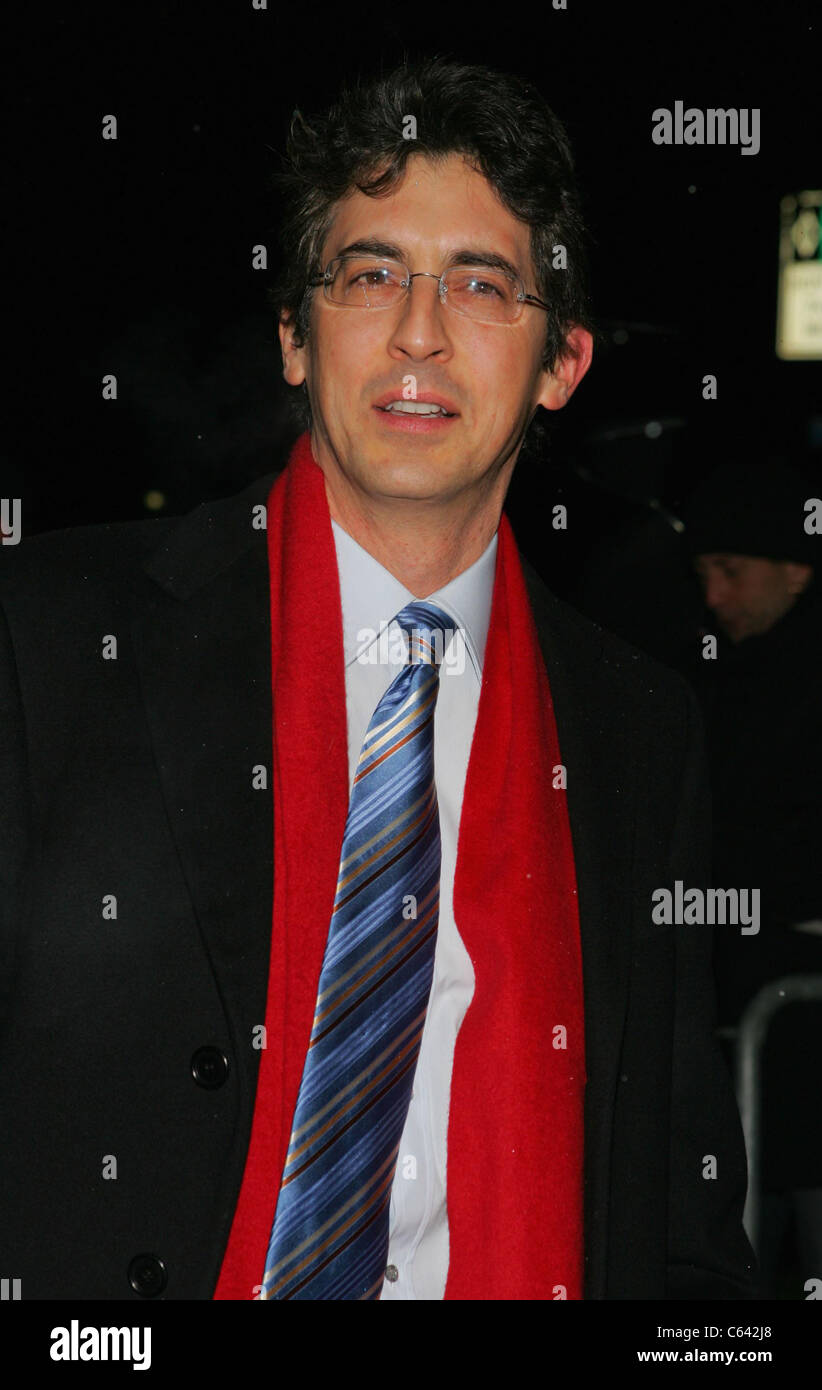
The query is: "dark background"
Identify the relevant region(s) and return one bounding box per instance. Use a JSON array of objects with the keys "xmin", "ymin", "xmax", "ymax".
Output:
[
  {"xmin": 4, "ymin": 2, "xmax": 822, "ymax": 1302},
  {"xmin": 5, "ymin": 0, "xmax": 821, "ymax": 669}
]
